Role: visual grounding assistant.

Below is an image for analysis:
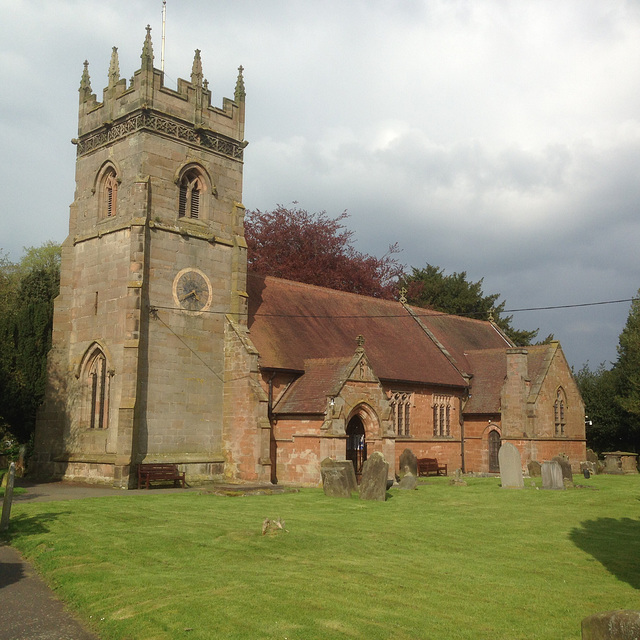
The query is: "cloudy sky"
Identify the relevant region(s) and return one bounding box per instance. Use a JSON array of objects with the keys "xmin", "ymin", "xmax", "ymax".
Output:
[{"xmin": 1, "ymin": 0, "xmax": 639, "ymax": 370}]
